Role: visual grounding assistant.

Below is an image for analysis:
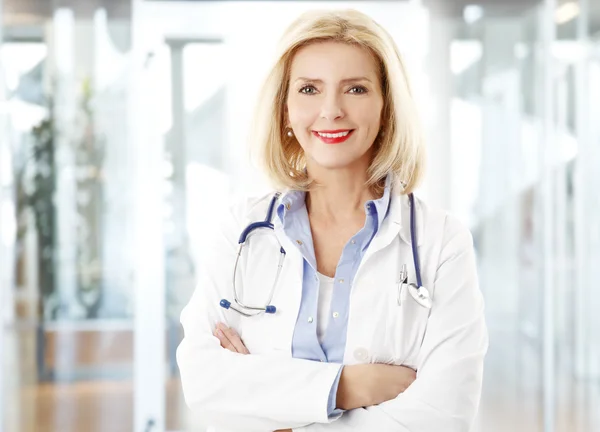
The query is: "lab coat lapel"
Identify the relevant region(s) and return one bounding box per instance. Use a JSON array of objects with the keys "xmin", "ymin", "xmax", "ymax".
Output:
[
  {"xmin": 398, "ymin": 192, "xmax": 424, "ymax": 247},
  {"xmin": 272, "ymin": 214, "xmax": 304, "ymax": 327},
  {"xmin": 358, "ymin": 192, "xmax": 424, "ymax": 271}
]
